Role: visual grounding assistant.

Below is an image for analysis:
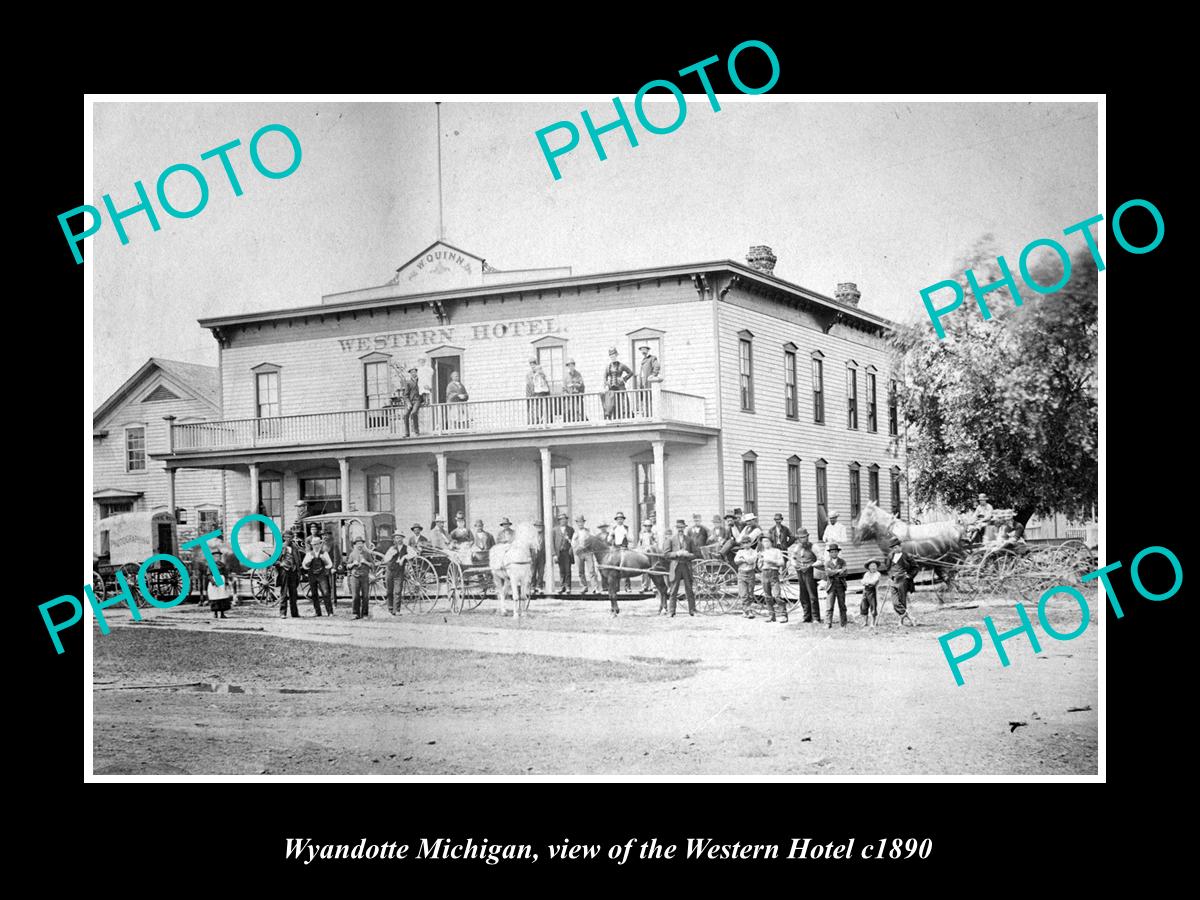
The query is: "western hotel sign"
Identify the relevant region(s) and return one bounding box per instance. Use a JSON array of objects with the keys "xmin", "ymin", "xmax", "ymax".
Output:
[{"xmin": 337, "ymin": 317, "xmax": 562, "ymax": 353}]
